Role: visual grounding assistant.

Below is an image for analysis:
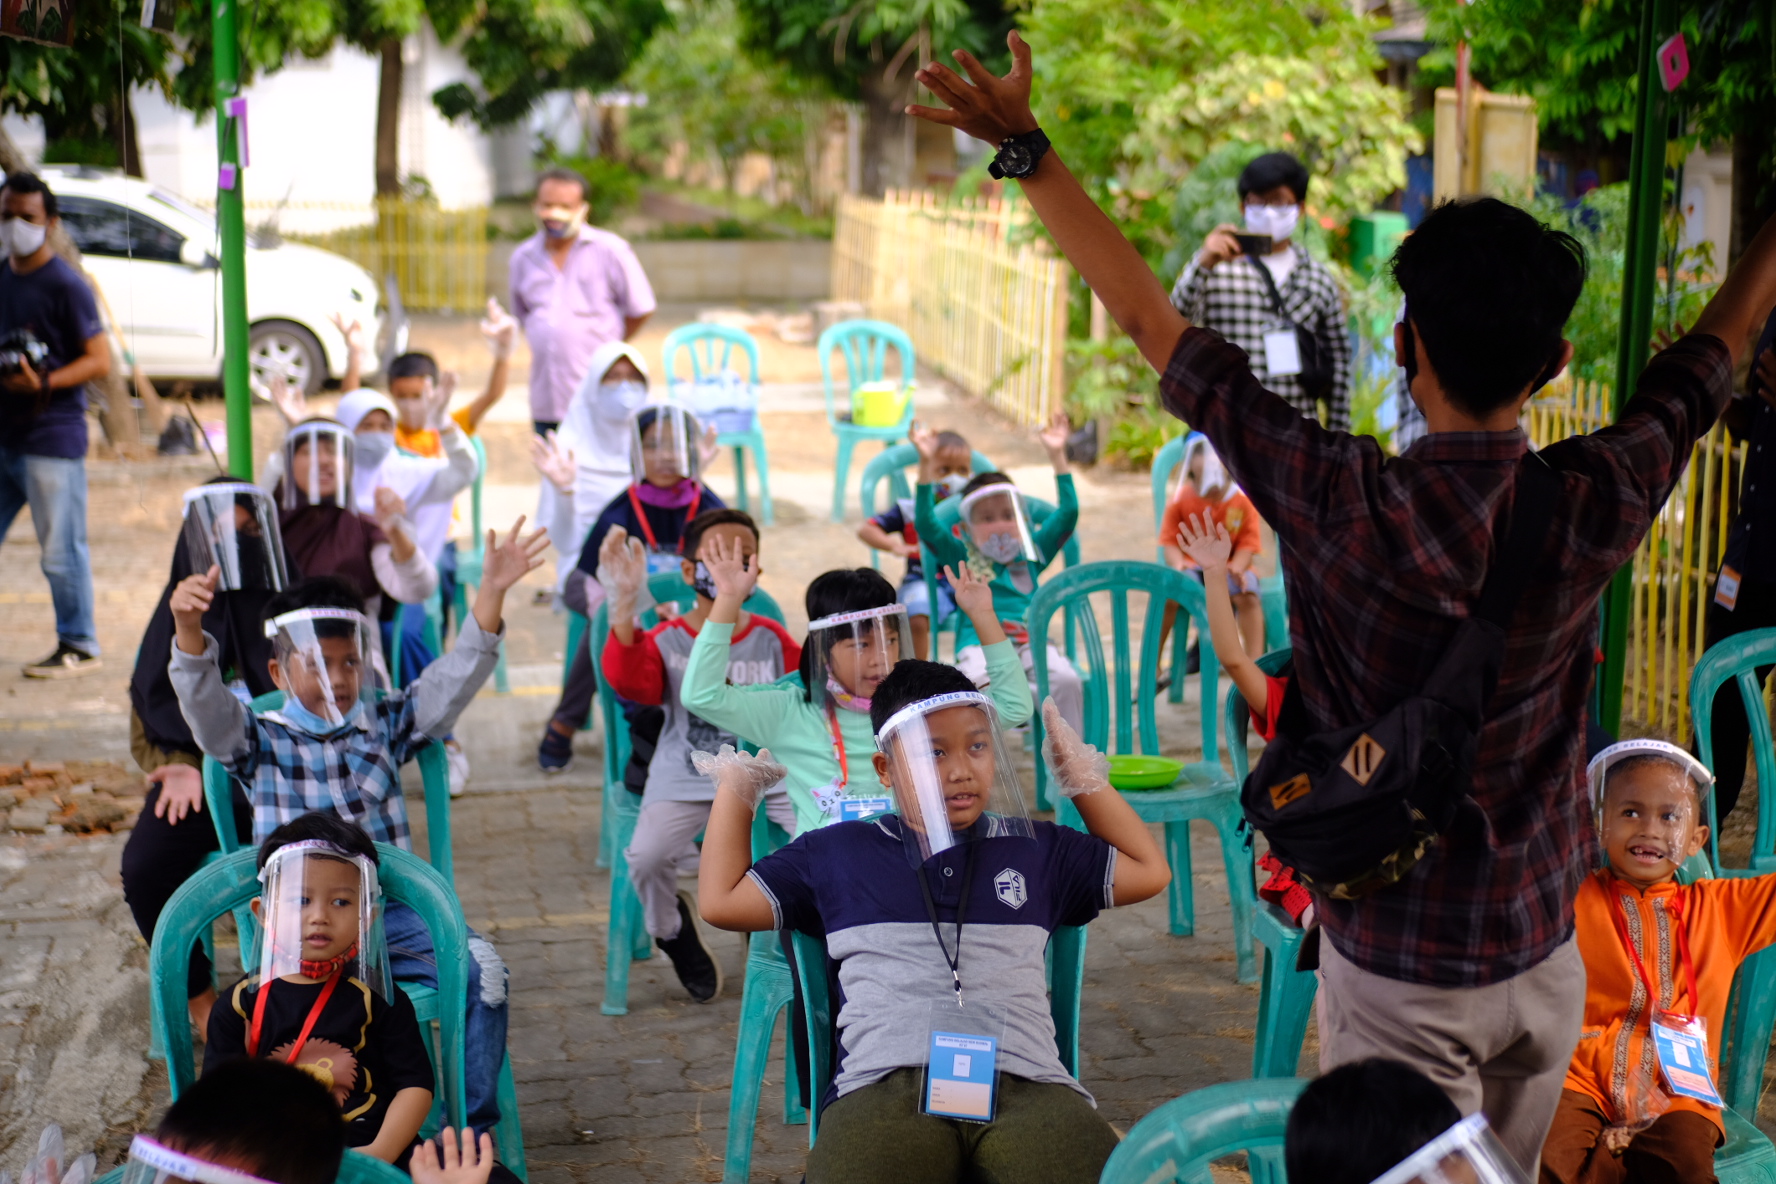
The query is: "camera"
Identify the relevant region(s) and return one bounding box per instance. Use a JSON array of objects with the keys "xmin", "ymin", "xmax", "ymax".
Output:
[{"xmin": 0, "ymin": 328, "xmax": 50, "ymax": 376}]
